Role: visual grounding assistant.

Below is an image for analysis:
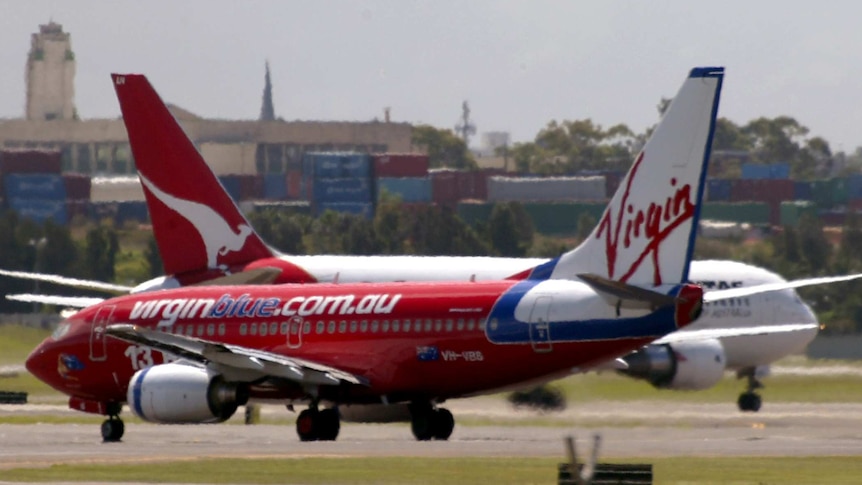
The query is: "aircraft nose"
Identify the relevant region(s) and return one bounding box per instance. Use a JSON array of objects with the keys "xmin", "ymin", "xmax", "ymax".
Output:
[{"xmin": 25, "ymin": 339, "xmax": 51, "ymax": 382}]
